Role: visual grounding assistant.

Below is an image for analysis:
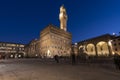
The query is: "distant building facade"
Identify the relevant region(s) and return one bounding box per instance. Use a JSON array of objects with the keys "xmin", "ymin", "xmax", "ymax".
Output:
[
  {"xmin": 0, "ymin": 42, "xmax": 25, "ymax": 59},
  {"xmin": 112, "ymin": 36, "xmax": 120, "ymax": 55},
  {"xmin": 24, "ymin": 39, "xmax": 40, "ymax": 58}
]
